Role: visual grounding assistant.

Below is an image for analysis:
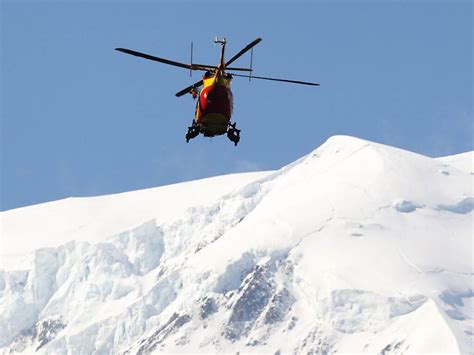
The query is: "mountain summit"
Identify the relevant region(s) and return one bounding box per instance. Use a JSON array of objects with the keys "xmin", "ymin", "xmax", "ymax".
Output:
[{"xmin": 1, "ymin": 136, "xmax": 472, "ymax": 354}]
